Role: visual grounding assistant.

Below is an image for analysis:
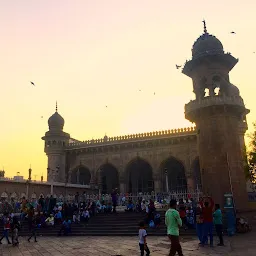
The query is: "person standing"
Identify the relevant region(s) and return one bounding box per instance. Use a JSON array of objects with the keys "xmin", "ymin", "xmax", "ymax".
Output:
[
  {"xmin": 165, "ymin": 199, "xmax": 184, "ymax": 256},
  {"xmin": 195, "ymin": 202, "xmax": 204, "ymax": 244},
  {"xmin": 201, "ymin": 197, "xmax": 214, "ymax": 247},
  {"xmin": 138, "ymin": 221, "xmax": 150, "ymax": 256},
  {"xmin": 213, "ymin": 204, "xmax": 224, "ymax": 246}
]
